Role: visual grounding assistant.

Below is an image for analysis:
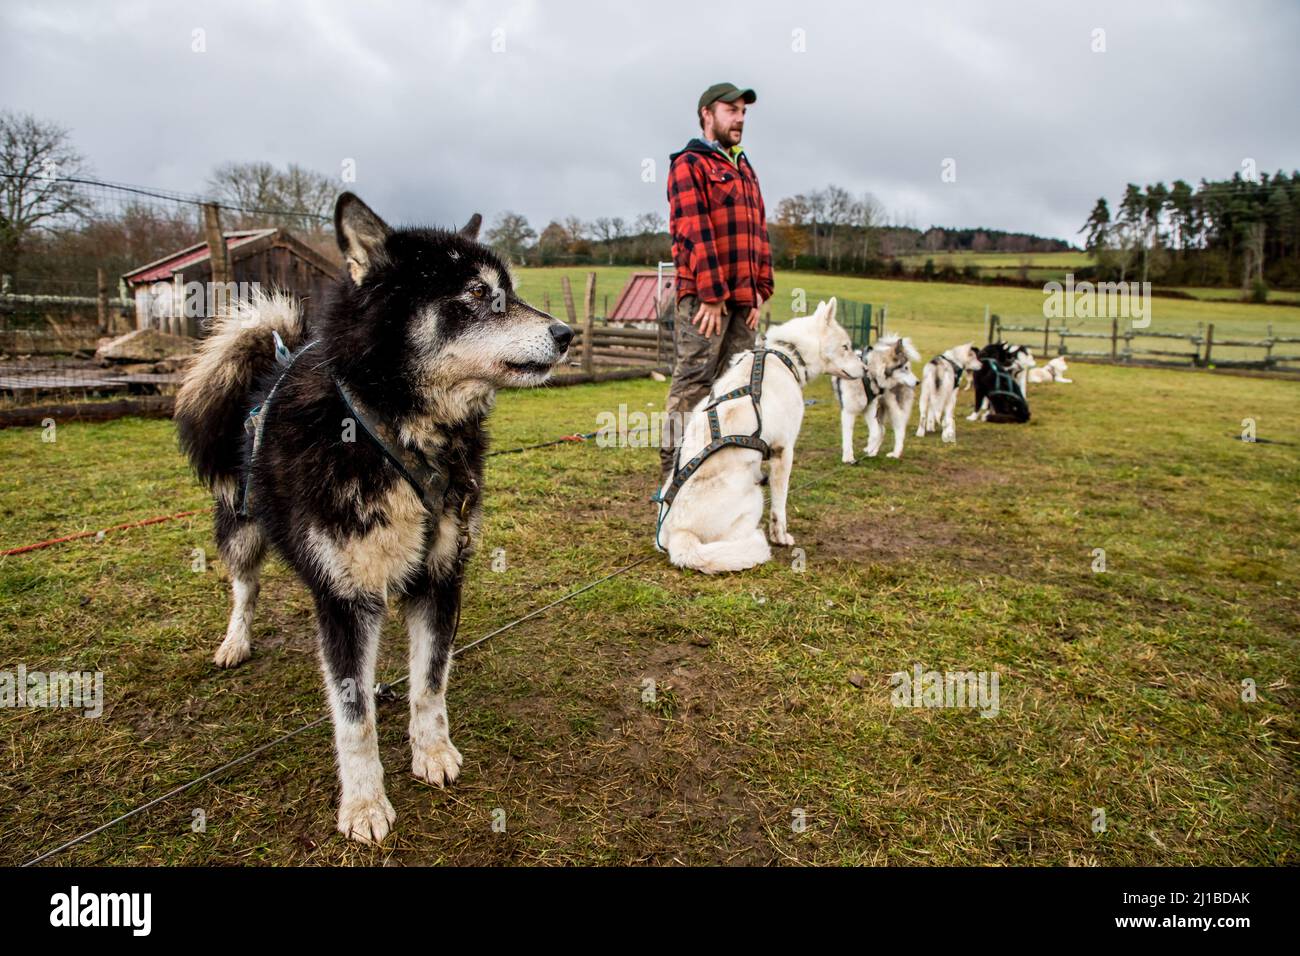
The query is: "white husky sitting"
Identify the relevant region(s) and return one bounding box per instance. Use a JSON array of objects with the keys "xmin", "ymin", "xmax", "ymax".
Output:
[
  {"xmin": 657, "ymin": 298, "xmax": 865, "ymax": 574},
  {"xmin": 915, "ymin": 343, "xmax": 983, "ymax": 443},
  {"xmin": 1027, "ymin": 355, "xmax": 1072, "ymax": 384},
  {"xmin": 834, "ymin": 335, "xmax": 920, "ymax": 463}
]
